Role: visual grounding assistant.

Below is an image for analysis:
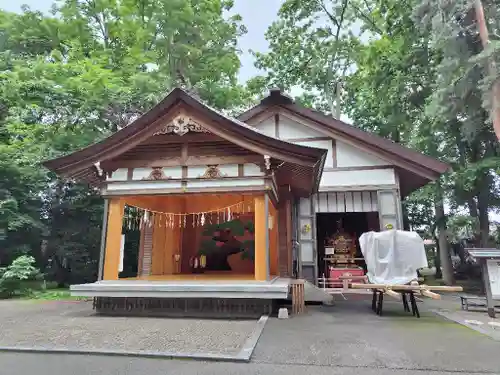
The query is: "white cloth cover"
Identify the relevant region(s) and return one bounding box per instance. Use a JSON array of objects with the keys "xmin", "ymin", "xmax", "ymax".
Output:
[{"xmin": 359, "ymin": 230, "xmax": 428, "ymax": 285}]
